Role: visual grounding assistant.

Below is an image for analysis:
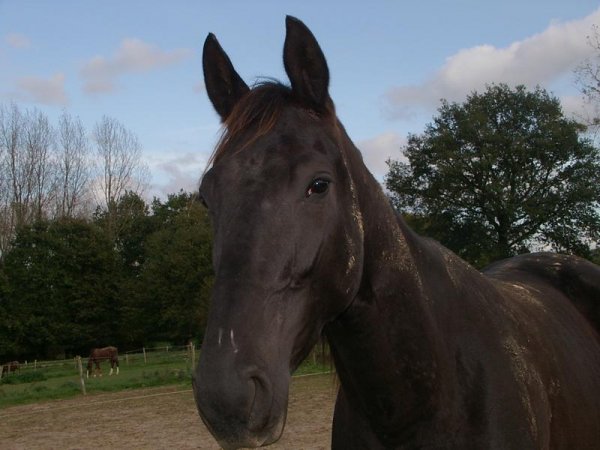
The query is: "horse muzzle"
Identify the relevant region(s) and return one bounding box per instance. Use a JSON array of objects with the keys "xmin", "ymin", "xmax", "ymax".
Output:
[{"xmin": 193, "ymin": 361, "xmax": 287, "ymax": 449}]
